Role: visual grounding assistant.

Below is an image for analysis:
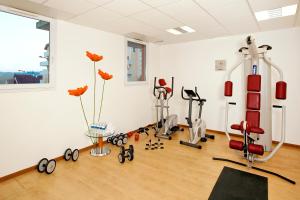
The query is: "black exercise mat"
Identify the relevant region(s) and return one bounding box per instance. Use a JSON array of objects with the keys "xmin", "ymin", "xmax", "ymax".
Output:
[{"xmin": 209, "ymin": 166, "xmax": 268, "ymax": 200}]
